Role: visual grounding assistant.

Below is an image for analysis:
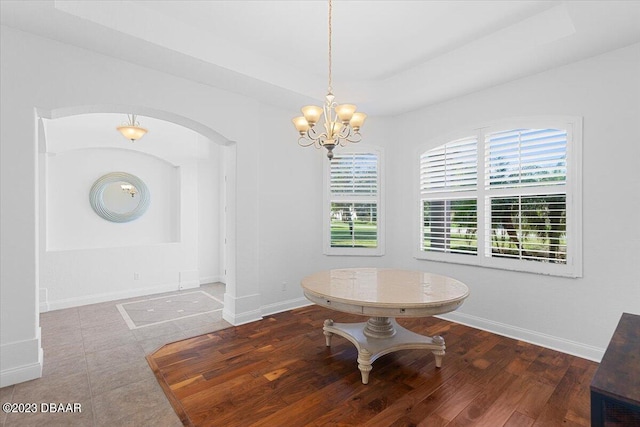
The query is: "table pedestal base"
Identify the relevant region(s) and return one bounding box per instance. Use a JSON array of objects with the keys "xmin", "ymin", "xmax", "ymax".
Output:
[{"xmin": 323, "ymin": 318, "xmax": 445, "ymax": 384}]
